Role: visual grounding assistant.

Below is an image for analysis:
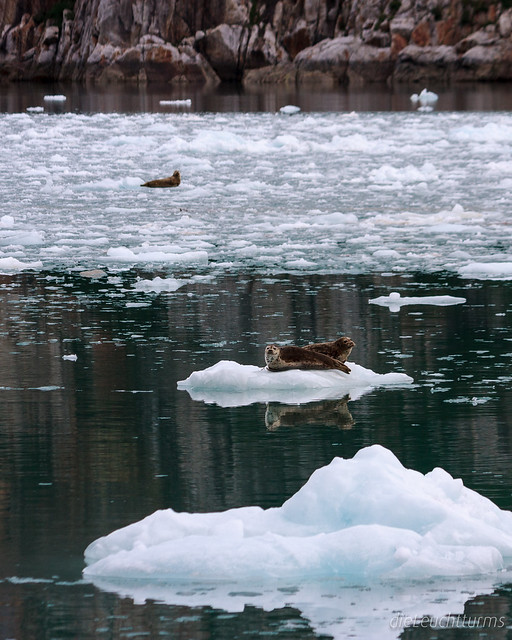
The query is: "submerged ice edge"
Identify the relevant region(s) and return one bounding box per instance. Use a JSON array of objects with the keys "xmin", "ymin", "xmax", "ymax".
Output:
[{"xmin": 2, "ymin": 111, "xmax": 512, "ymax": 278}]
